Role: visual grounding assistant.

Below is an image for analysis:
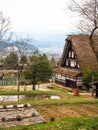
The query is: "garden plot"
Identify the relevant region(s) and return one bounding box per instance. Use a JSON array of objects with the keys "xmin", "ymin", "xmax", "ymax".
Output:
[{"xmin": 0, "ymin": 103, "xmax": 45, "ymax": 127}]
